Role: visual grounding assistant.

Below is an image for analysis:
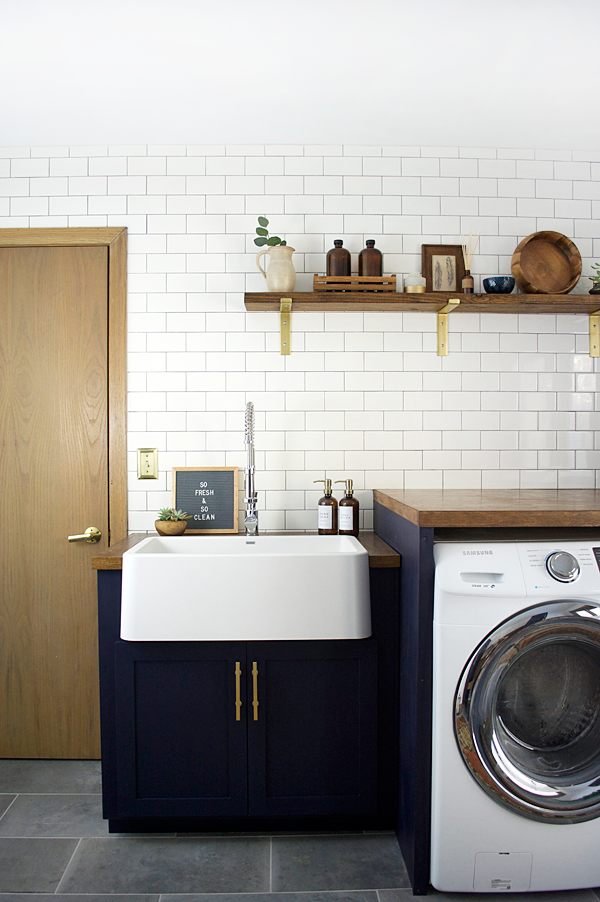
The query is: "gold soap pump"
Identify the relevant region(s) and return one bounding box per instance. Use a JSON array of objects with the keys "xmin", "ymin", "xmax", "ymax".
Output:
[
  {"xmin": 335, "ymin": 478, "xmax": 360, "ymax": 537},
  {"xmin": 314, "ymin": 477, "xmax": 338, "ymax": 535}
]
